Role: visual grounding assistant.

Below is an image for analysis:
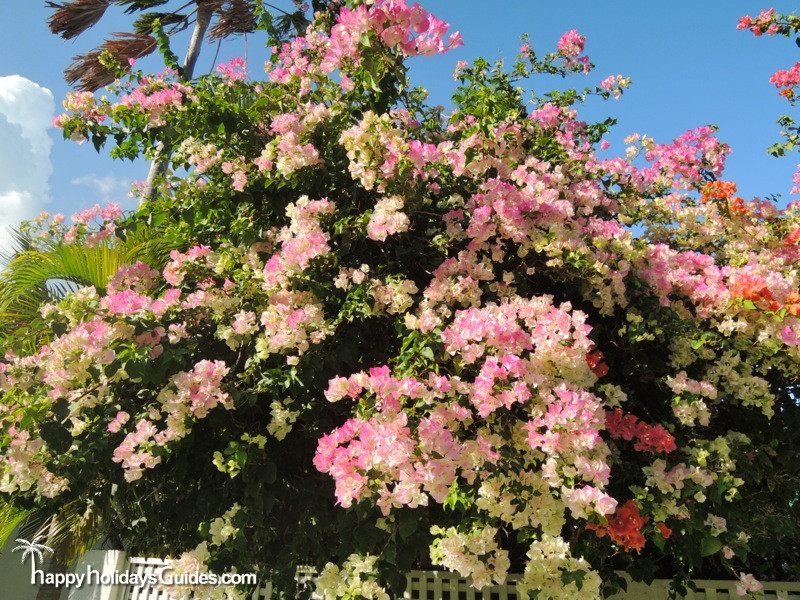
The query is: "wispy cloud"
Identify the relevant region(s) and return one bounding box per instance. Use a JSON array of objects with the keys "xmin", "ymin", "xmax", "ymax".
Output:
[
  {"xmin": 0, "ymin": 75, "xmax": 54, "ymax": 232},
  {"xmin": 71, "ymin": 173, "xmax": 132, "ymax": 204}
]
